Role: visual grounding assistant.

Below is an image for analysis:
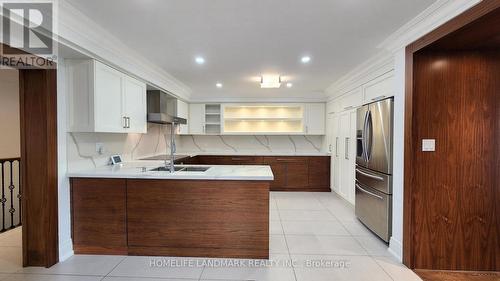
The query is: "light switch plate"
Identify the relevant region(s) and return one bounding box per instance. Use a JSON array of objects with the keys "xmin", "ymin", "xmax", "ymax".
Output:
[{"xmin": 422, "ymin": 139, "xmax": 436, "ymax": 152}]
